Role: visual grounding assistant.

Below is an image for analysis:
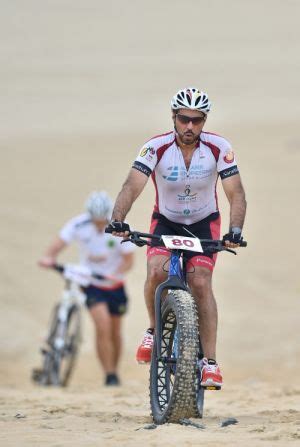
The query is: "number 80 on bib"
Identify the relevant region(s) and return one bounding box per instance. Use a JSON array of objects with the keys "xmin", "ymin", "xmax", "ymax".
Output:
[{"xmin": 161, "ymin": 235, "xmax": 203, "ymax": 253}]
